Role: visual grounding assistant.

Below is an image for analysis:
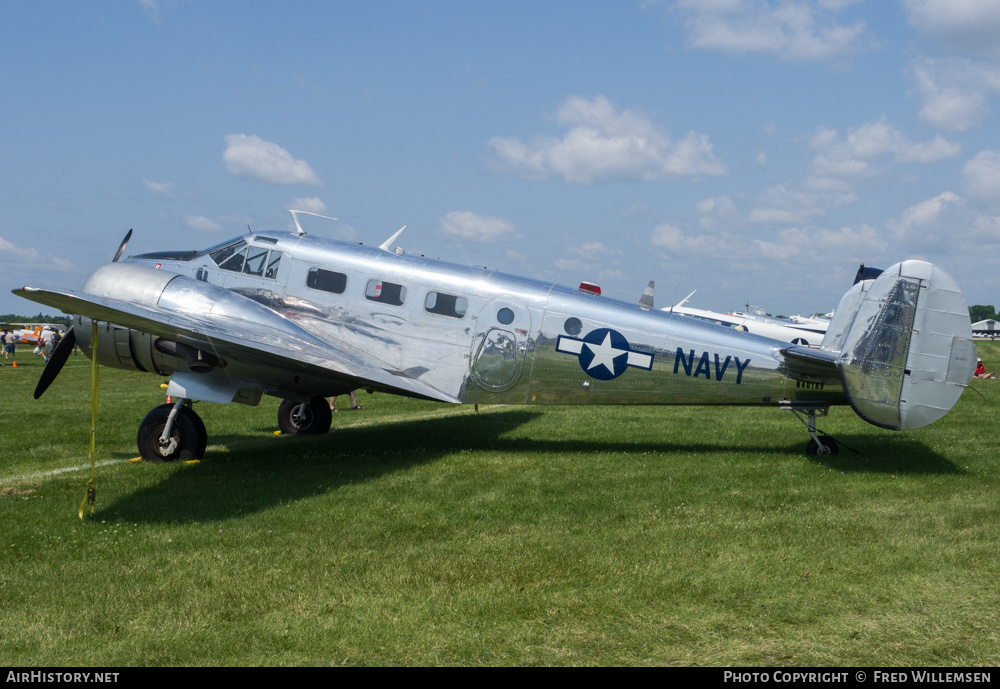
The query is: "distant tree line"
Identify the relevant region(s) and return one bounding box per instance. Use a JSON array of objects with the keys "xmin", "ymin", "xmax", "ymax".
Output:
[
  {"xmin": 0, "ymin": 312, "xmax": 72, "ymax": 327},
  {"xmin": 969, "ymin": 305, "xmax": 998, "ymax": 323}
]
